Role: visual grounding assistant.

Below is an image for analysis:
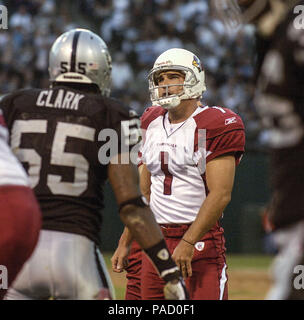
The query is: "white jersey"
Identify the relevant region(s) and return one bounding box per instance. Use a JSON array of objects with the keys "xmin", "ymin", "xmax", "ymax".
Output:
[
  {"xmin": 0, "ymin": 113, "xmax": 29, "ymax": 187},
  {"xmin": 138, "ymin": 105, "xmax": 245, "ymax": 224}
]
